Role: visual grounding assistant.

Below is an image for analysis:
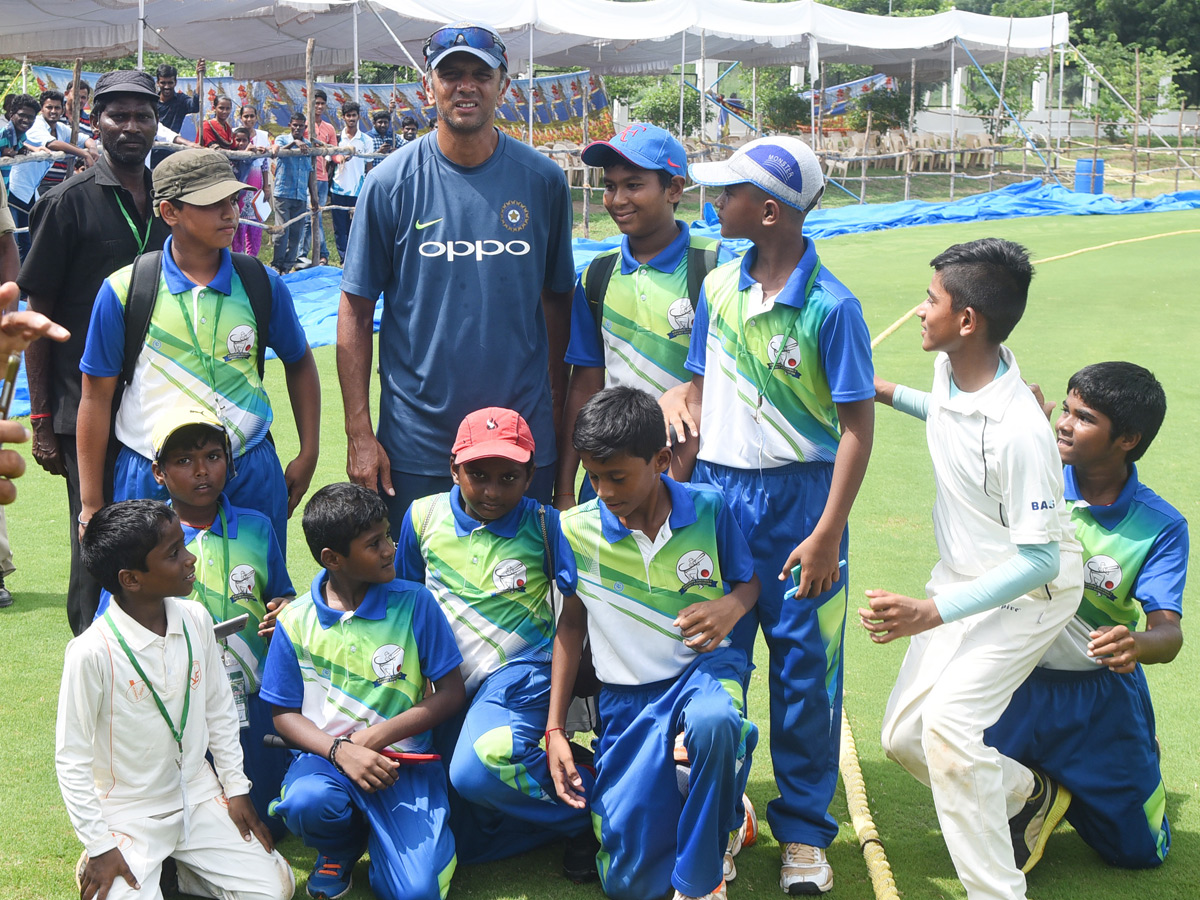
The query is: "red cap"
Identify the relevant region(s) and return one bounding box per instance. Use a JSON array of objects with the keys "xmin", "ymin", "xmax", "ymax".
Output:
[{"xmin": 452, "ymin": 407, "xmax": 535, "ymax": 465}]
